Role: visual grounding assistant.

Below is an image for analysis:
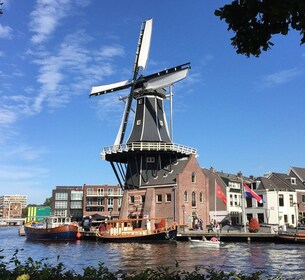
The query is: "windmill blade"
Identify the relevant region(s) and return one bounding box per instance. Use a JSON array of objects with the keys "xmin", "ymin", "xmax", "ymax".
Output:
[
  {"xmin": 137, "ymin": 18, "xmax": 153, "ymax": 72},
  {"xmin": 117, "ymin": 19, "xmax": 153, "ymax": 144},
  {"xmin": 90, "ymin": 80, "xmax": 131, "ymax": 96},
  {"xmin": 141, "ymin": 63, "xmax": 190, "ymax": 91},
  {"xmin": 114, "ymin": 99, "xmax": 130, "ymax": 146}
]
